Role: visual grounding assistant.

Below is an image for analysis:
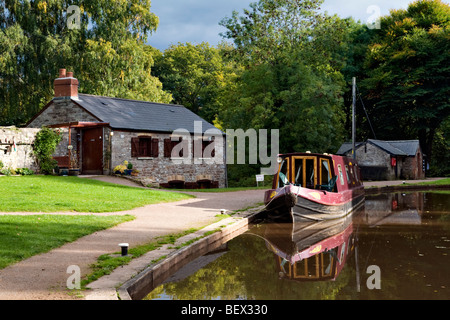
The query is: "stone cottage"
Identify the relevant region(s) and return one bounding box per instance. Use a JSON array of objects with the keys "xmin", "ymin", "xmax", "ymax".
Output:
[
  {"xmin": 337, "ymin": 139, "xmax": 425, "ymax": 181},
  {"xmin": 26, "ymin": 69, "xmax": 227, "ymax": 188}
]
